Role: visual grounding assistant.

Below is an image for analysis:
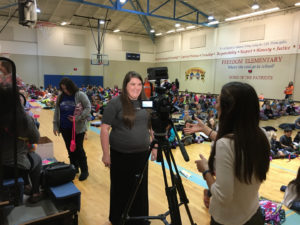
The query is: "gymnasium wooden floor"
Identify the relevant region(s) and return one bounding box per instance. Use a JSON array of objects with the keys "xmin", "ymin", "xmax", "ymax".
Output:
[{"xmin": 31, "ymin": 103, "xmax": 300, "ymax": 225}]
